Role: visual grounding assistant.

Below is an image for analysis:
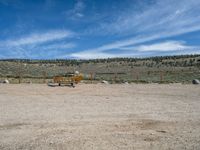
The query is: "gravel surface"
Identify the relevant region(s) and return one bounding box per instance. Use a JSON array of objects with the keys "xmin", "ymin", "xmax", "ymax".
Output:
[{"xmin": 0, "ymin": 83, "xmax": 200, "ymax": 150}]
